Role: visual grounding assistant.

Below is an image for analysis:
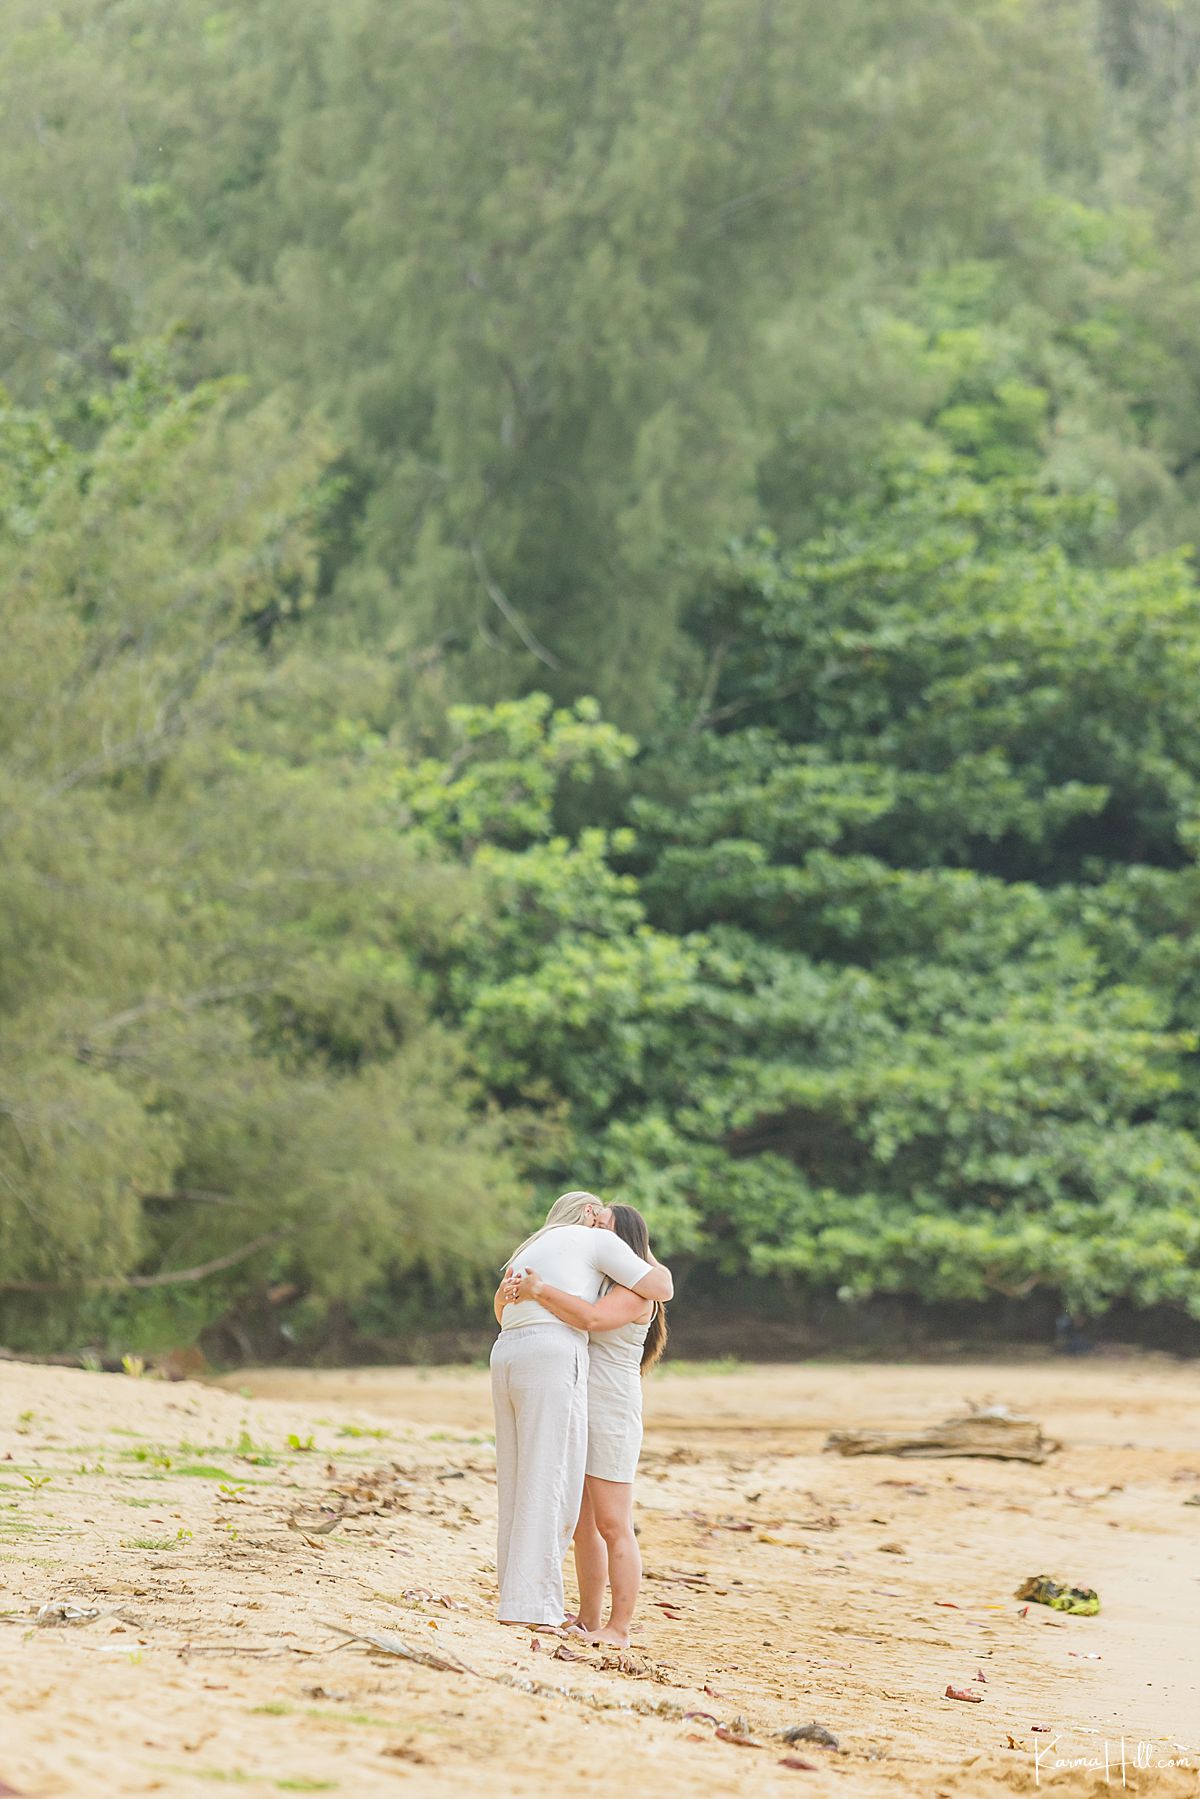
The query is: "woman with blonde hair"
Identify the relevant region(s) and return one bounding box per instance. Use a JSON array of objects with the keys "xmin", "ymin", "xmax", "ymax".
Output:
[
  {"xmin": 505, "ymin": 1203, "xmax": 666, "ymax": 1646},
  {"xmin": 490, "ymin": 1191, "xmax": 672, "ymax": 1628}
]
